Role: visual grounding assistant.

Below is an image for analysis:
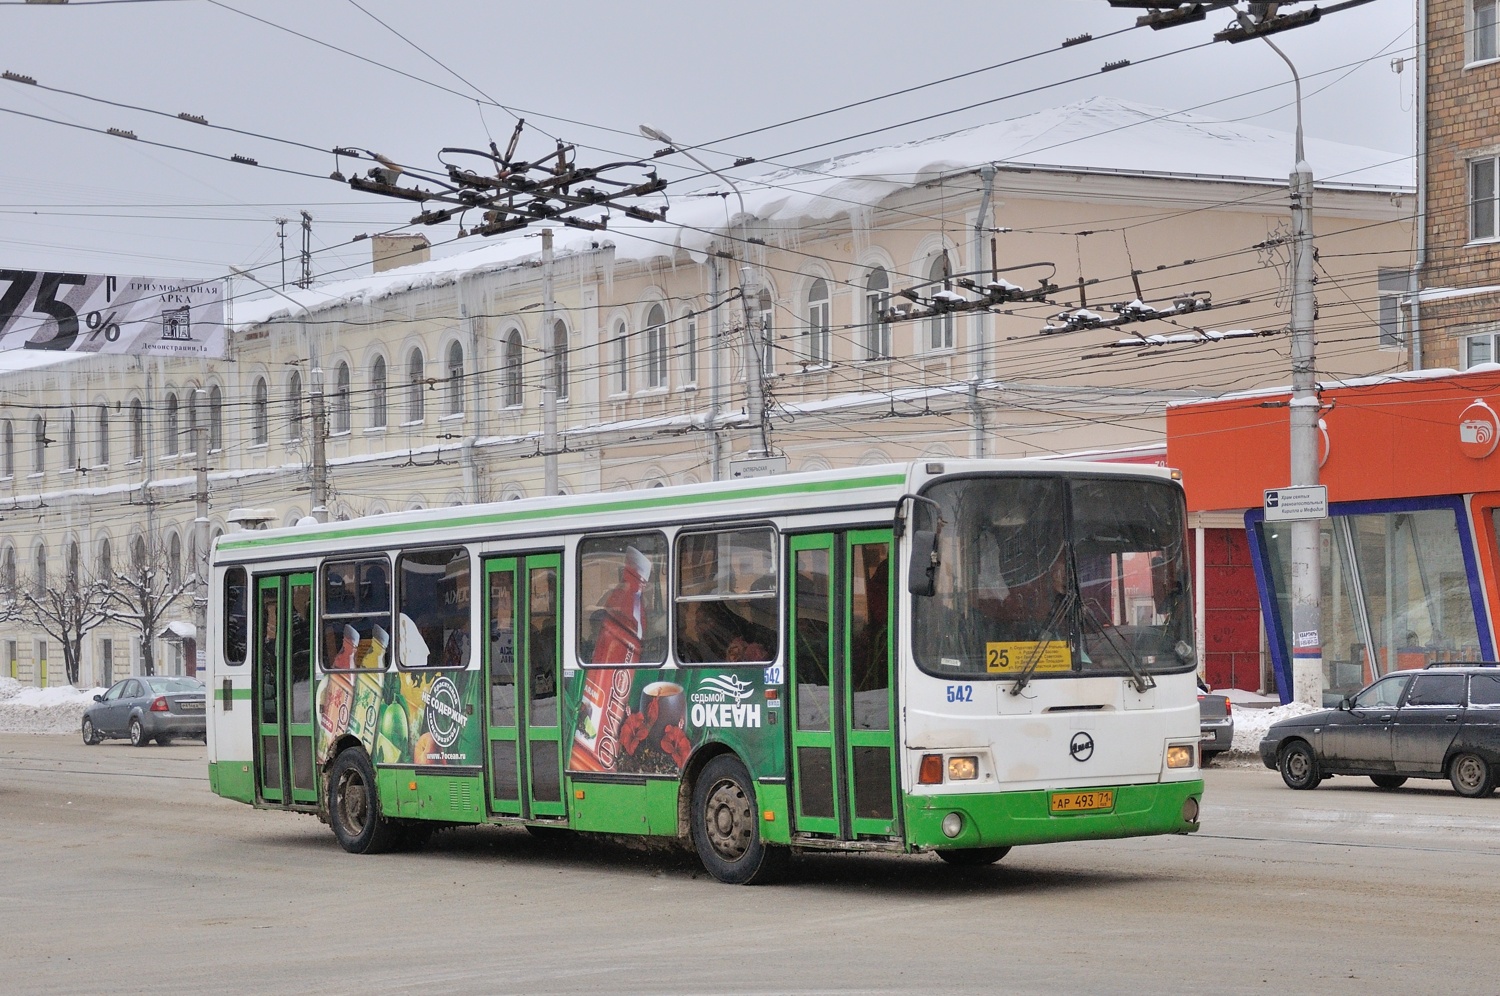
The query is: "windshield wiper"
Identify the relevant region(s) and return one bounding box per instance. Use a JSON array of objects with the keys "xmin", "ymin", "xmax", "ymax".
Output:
[
  {"xmin": 1008, "ymin": 585, "xmax": 1076, "ymax": 696},
  {"xmin": 1081, "ymin": 609, "xmax": 1156, "ymax": 694}
]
